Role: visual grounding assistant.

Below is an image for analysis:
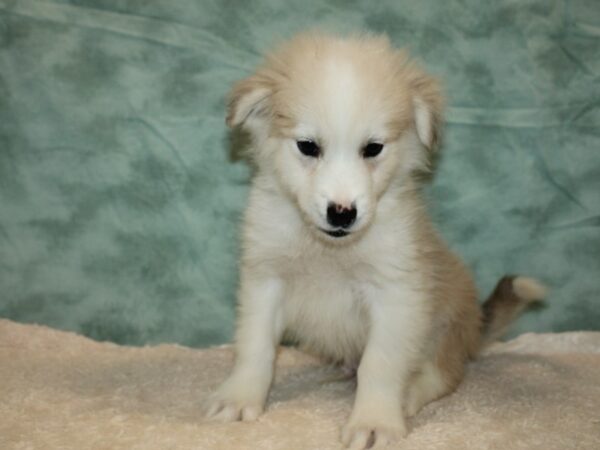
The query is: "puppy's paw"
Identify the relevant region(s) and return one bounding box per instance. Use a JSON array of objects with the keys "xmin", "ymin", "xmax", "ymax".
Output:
[
  {"xmin": 205, "ymin": 396, "xmax": 264, "ymax": 422},
  {"xmin": 341, "ymin": 416, "xmax": 407, "ymax": 449},
  {"xmin": 204, "ymin": 380, "xmax": 266, "ymax": 422}
]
